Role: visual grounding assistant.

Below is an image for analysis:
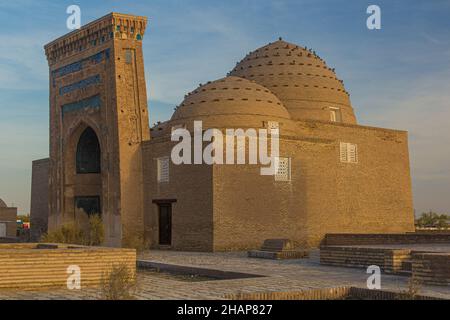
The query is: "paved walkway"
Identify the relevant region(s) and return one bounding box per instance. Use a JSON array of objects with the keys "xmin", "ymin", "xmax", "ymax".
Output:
[{"xmin": 0, "ymin": 250, "xmax": 449, "ymax": 300}]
